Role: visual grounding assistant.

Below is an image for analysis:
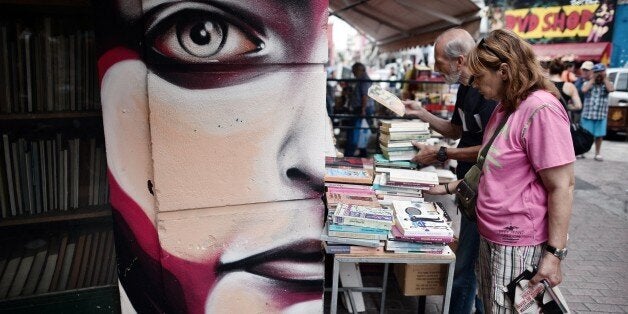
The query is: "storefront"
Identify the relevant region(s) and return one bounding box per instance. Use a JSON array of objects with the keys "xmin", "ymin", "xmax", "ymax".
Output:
[{"xmin": 487, "ymin": 0, "xmax": 617, "ymax": 64}]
